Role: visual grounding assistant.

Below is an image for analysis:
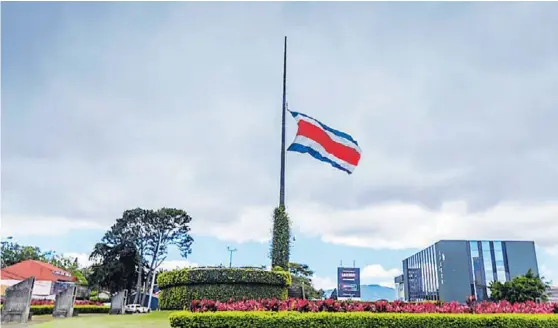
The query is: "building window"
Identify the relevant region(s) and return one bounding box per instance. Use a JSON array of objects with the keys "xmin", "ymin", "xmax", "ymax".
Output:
[
  {"xmin": 502, "ymin": 242, "xmax": 511, "ymax": 281},
  {"xmin": 481, "ymin": 241, "xmax": 494, "ymax": 297},
  {"xmin": 421, "ymin": 249, "xmax": 427, "ymax": 300},
  {"xmin": 493, "ymin": 241, "xmax": 507, "ymax": 282},
  {"xmin": 426, "ymin": 246, "xmax": 436, "ymax": 300},
  {"xmin": 432, "ymin": 244, "xmax": 439, "ymax": 300},
  {"xmin": 470, "ymin": 241, "xmax": 488, "ymax": 300},
  {"xmin": 405, "ymin": 244, "xmax": 442, "ymax": 302},
  {"xmin": 408, "ymin": 254, "xmax": 421, "ymax": 301},
  {"xmin": 469, "ymin": 241, "xmax": 478, "ymax": 297}
]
